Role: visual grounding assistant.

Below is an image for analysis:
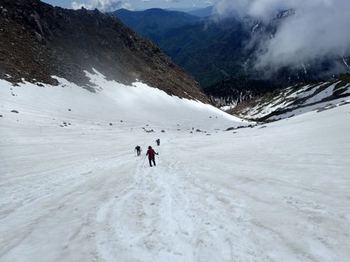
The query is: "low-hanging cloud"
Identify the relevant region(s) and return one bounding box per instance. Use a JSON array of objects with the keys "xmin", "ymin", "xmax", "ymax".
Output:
[
  {"xmin": 214, "ymin": 0, "xmax": 350, "ymax": 71},
  {"xmin": 72, "ymin": 0, "xmax": 132, "ymax": 12}
]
